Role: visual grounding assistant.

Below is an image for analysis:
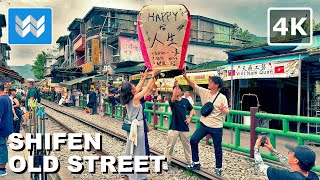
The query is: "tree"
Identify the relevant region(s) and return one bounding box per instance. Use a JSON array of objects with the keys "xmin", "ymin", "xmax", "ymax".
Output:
[
  {"xmin": 313, "ymin": 20, "xmax": 320, "ymax": 31},
  {"xmin": 32, "ymin": 51, "xmax": 46, "ymax": 80},
  {"xmin": 237, "ymin": 28, "xmax": 251, "ymax": 39},
  {"xmin": 231, "ymin": 24, "xmax": 253, "ymax": 40}
]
